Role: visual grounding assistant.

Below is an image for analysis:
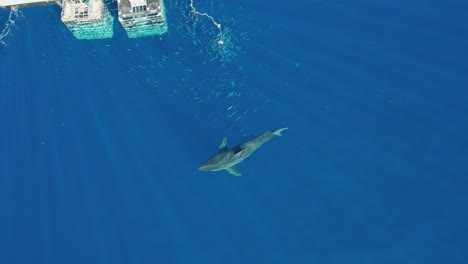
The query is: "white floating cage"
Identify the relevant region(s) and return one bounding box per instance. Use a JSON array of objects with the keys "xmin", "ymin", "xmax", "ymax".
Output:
[
  {"xmin": 61, "ymin": 0, "xmax": 114, "ymax": 39},
  {"xmin": 118, "ymin": 0, "xmax": 168, "ymax": 38}
]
